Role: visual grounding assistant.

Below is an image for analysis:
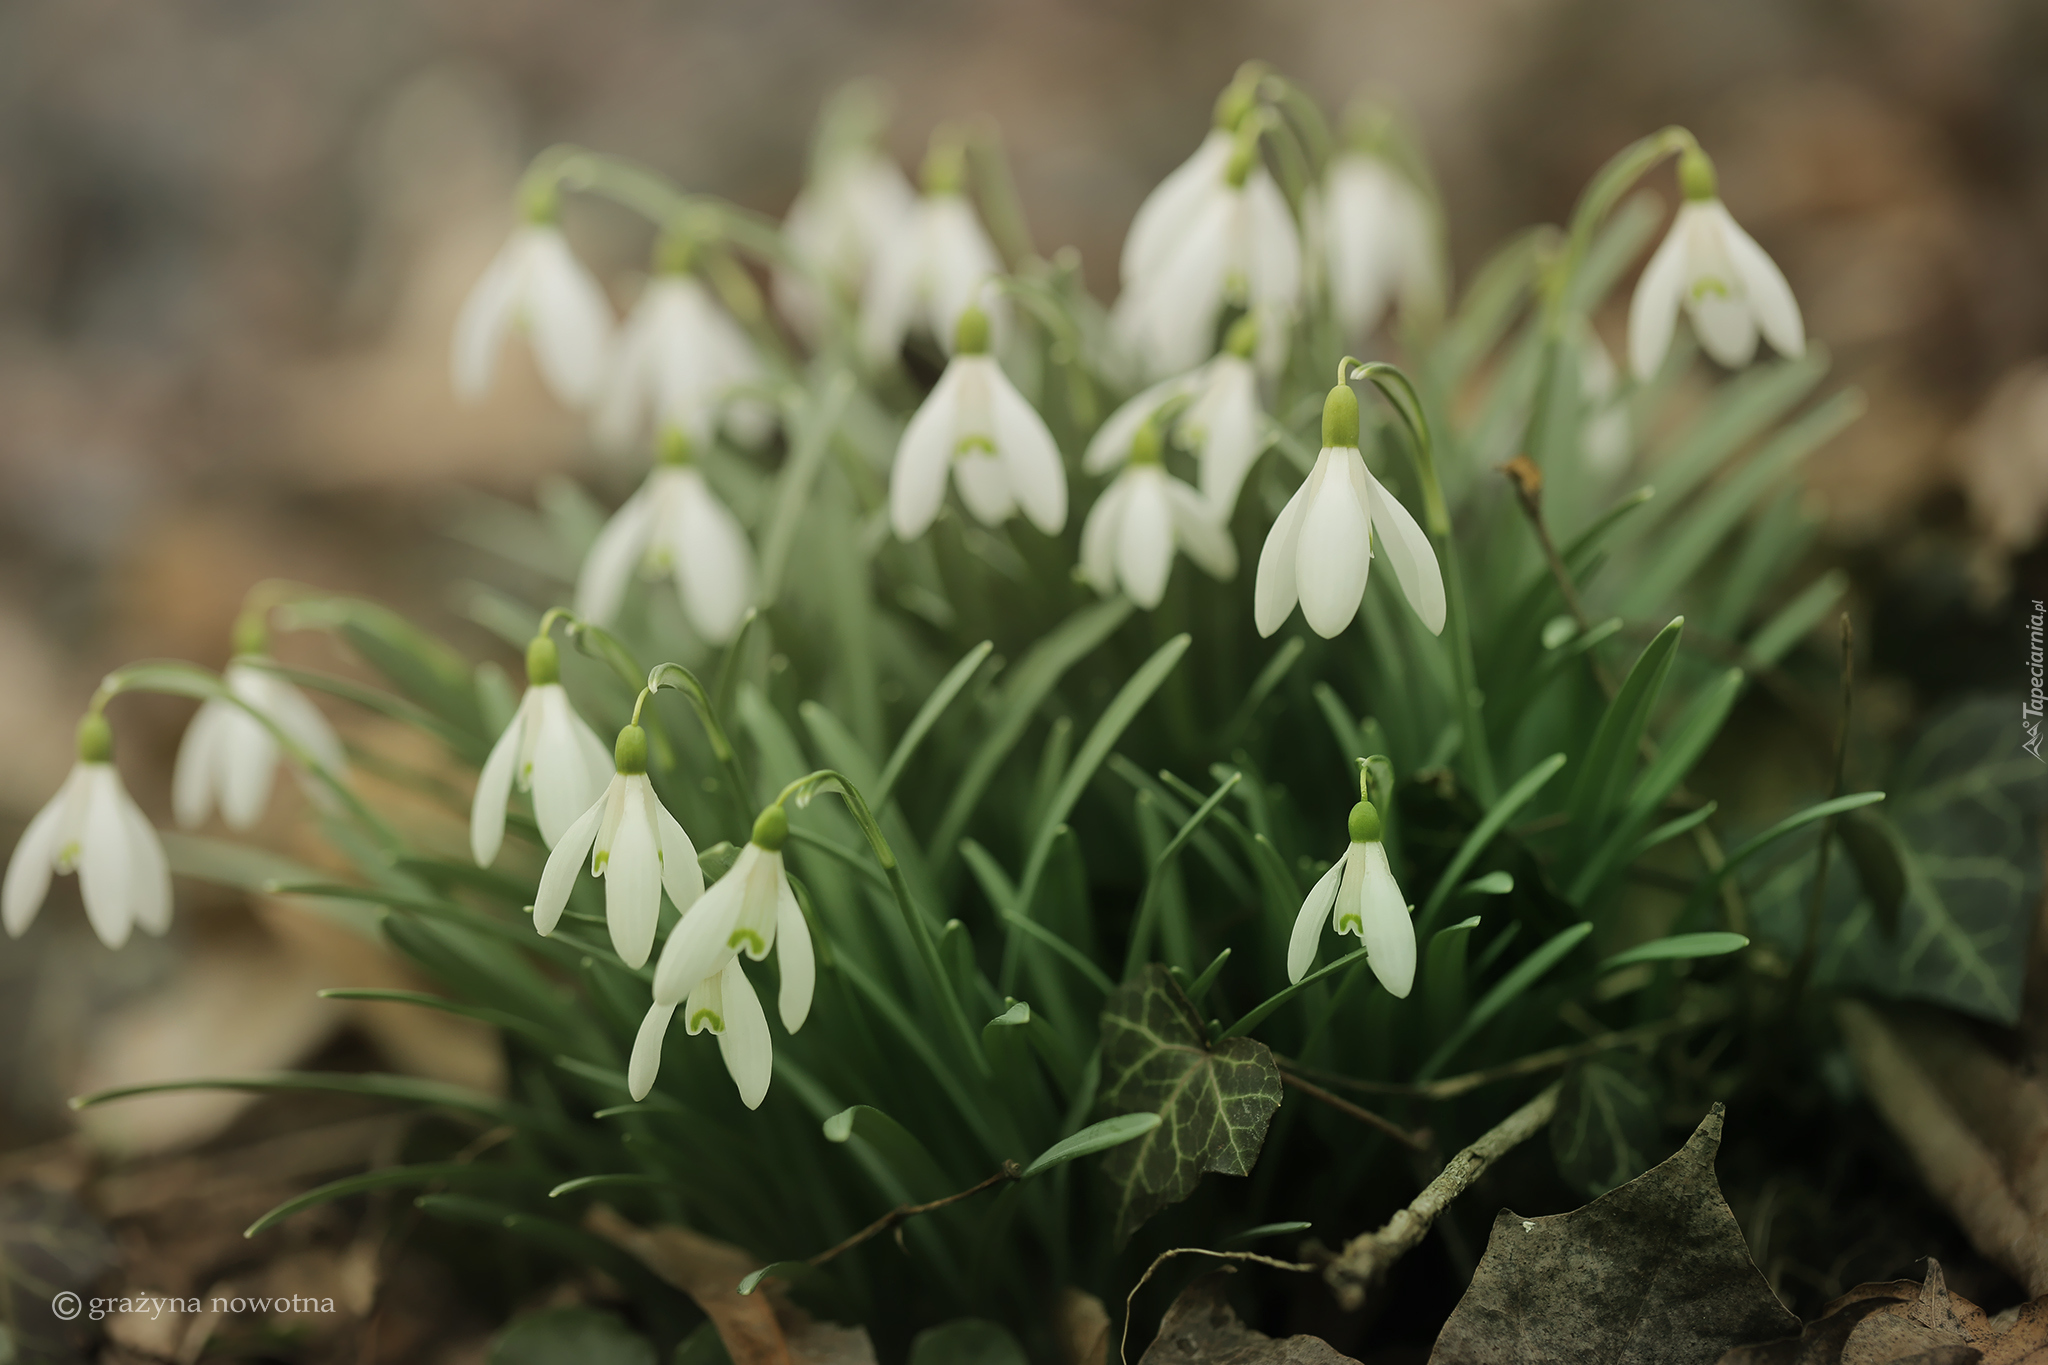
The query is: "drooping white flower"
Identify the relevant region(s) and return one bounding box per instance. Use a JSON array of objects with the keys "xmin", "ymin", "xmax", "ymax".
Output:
[
  {"xmin": 173, "ymin": 657, "xmax": 347, "ymax": 833},
  {"xmin": 1254, "ymin": 384, "xmax": 1445, "ymax": 640},
  {"xmin": 471, "ymin": 635, "xmax": 613, "ymax": 866},
  {"xmin": 1579, "ymin": 320, "xmax": 1632, "ymax": 473},
  {"xmin": 1322, "ymin": 151, "xmax": 1438, "ymax": 344},
  {"xmin": 1627, "ymin": 150, "xmax": 1803, "ymax": 381},
  {"xmin": 1080, "ymin": 422, "xmax": 1236, "ymax": 610},
  {"xmin": 532, "ymin": 724, "xmax": 702, "ymax": 971},
  {"xmin": 1086, "ymin": 317, "xmax": 1268, "ymax": 517},
  {"xmin": 4, "ymin": 715, "xmax": 171, "ymax": 949},
  {"xmin": 1112, "ymin": 126, "xmax": 1300, "ymax": 382},
  {"xmin": 1286, "ymin": 800, "xmax": 1414, "ymax": 998},
  {"xmin": 889, "ymin": 306, "xmax": 1066, "ymax": 540},
  {"xmin": 629, "ymin": 806, "xmax": 815, "ymax": 1108},
  {"xmin": 576, "ymin": 437, "xmax": 758, "ymax": 646},
  {"xmin": 777, "ymin": 137, "xmax": 916, "ymax": 343},
  {"xmin": 596, "ymin": 272, "xmax": 773, "ymax": 455},
  {"xmin": 859, "ymin": 144, "xmax": 1005, "ymax": 366},
  {"xmin": 452, "ymin": 221, "xmax": 614, "ymax": 408}
]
